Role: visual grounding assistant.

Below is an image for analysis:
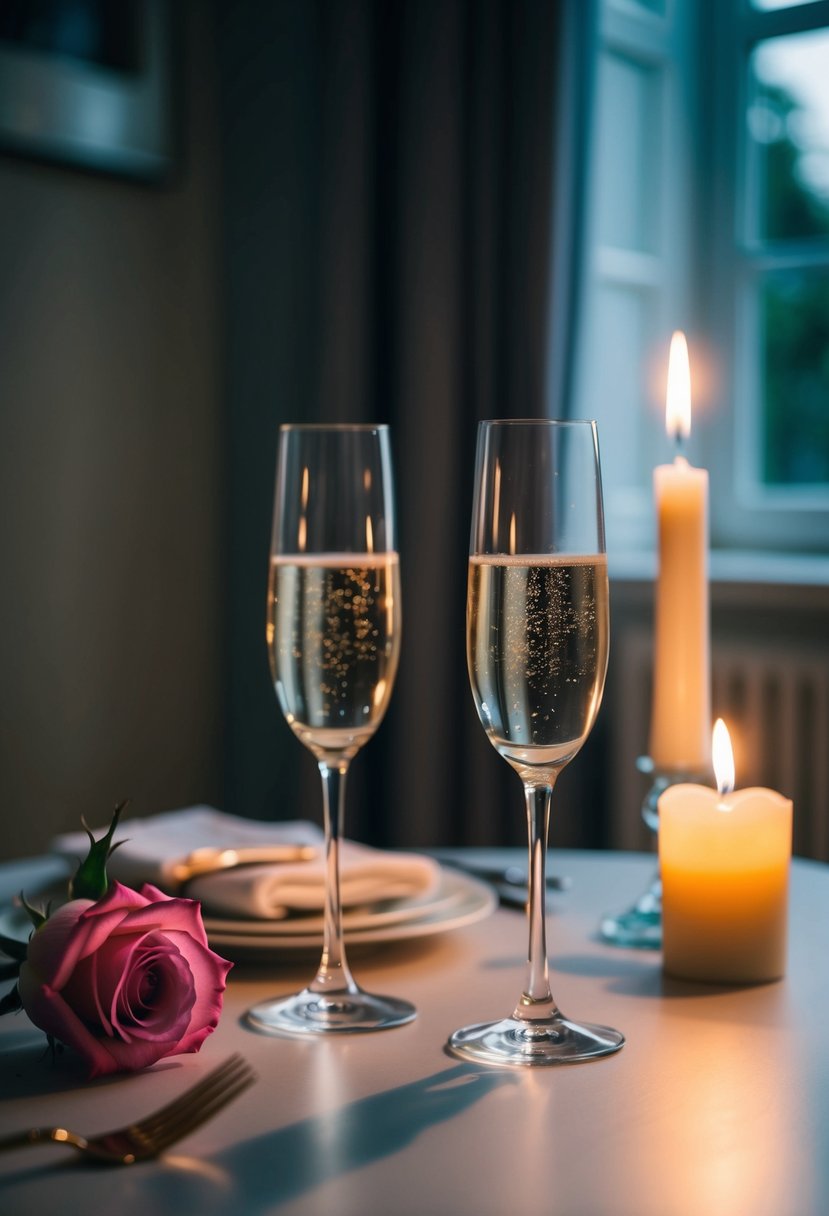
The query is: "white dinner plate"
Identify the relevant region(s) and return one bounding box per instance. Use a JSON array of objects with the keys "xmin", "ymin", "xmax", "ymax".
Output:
[
  {"xmin": 202, "ymin": 868, "xmax": 472, "ymax": 937},
  {"xmin": 204, "ymin": 869, "xmax": 496, "ymax": 960}
]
